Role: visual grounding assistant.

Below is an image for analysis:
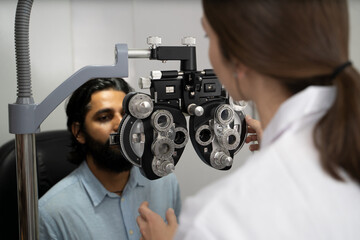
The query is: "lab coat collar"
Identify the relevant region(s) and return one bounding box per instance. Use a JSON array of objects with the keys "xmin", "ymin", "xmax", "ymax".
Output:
[{"xmin": 261, "ymin": 86, "xmax": 336, "ymax": 148}]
